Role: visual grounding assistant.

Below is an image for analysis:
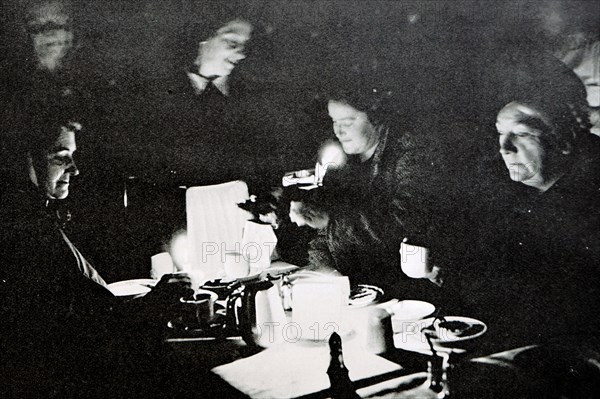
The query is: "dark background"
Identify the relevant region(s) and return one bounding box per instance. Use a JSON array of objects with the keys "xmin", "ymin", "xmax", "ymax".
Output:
[{"xmin": 1, "ymin": 0, "xmax": 598, "ymax": 281}]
